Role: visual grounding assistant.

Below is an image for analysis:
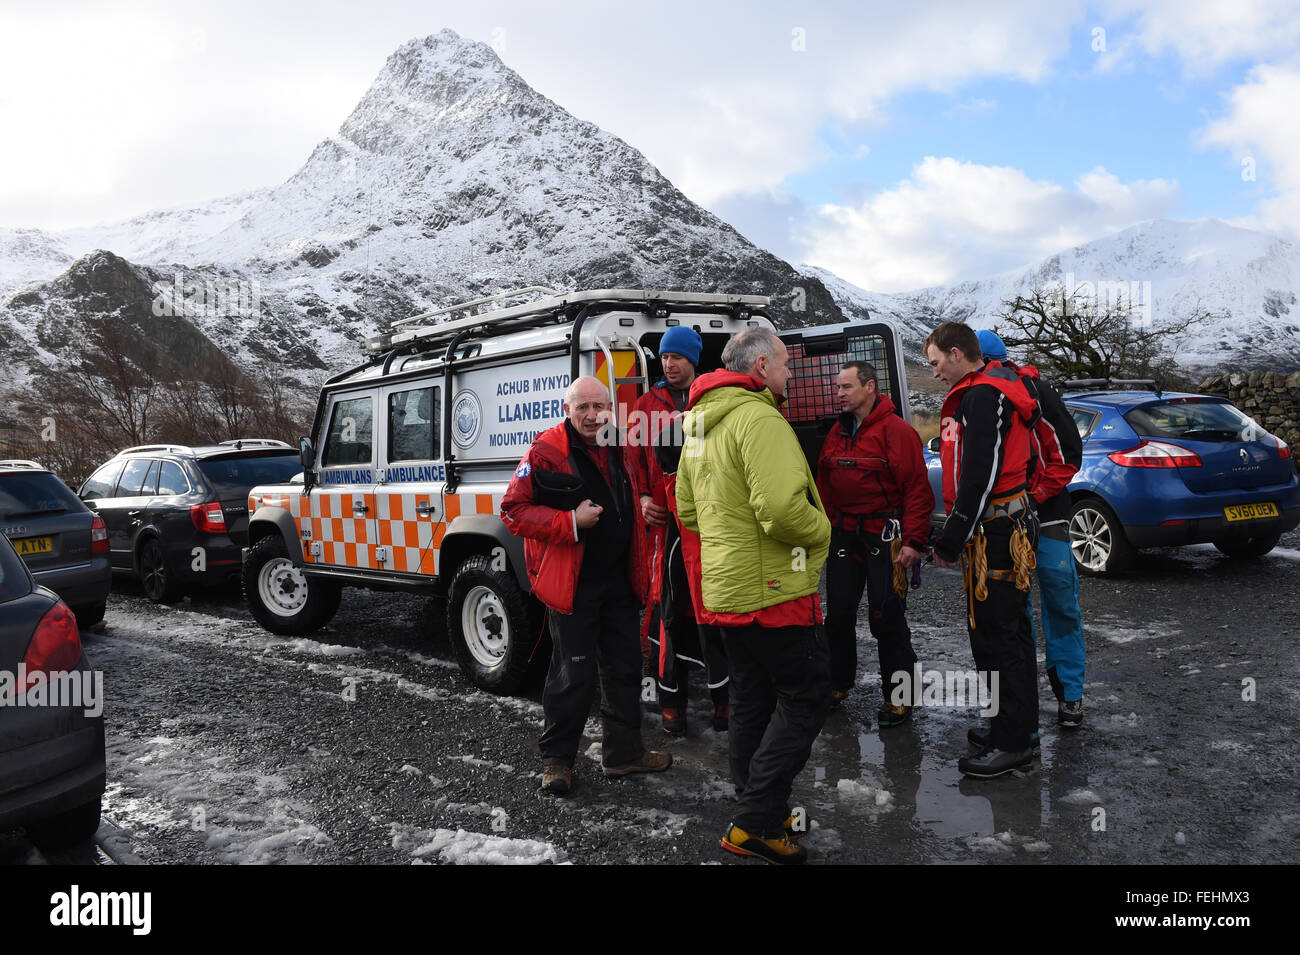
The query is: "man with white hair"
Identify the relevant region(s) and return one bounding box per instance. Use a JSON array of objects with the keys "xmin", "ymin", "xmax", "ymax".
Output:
[
  {"xmin": 676, "ymin": 328, "xmax": 832, "ymax": 865},
  {"xmin": 502, "ymin": 376, "xmax": 671, "ymax": 795}
]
